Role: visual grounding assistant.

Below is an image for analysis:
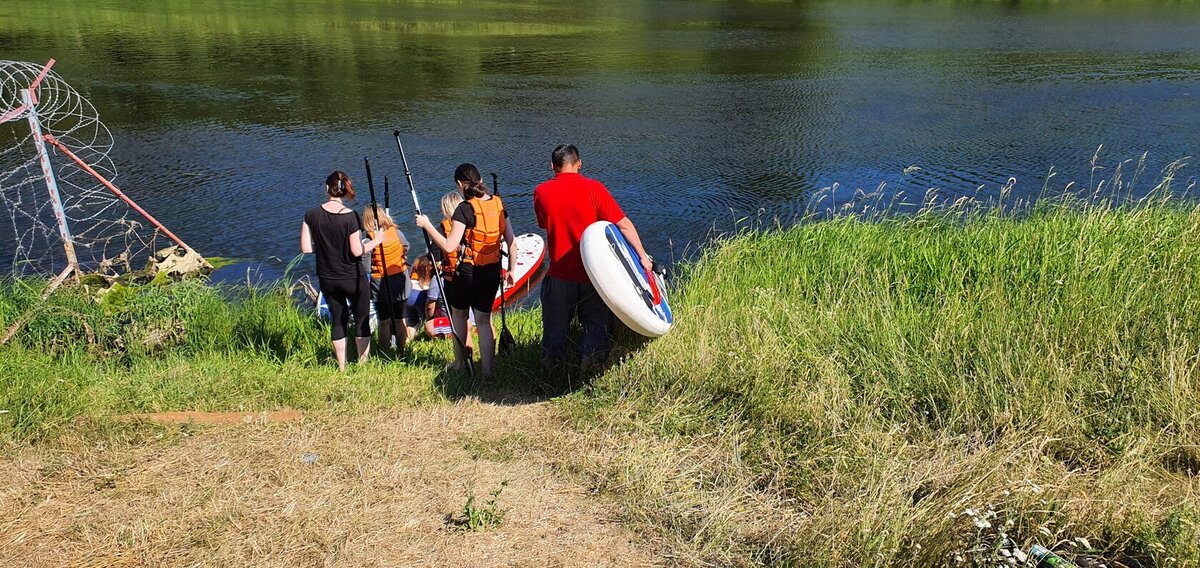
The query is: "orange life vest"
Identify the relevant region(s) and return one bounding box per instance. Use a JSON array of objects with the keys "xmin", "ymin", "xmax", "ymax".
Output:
[
  {"xmin": 462, "ymin": 195, "xmax": 505, "ymax": 266},
  {"xmin": 440, "ymin": 218, "xmax": 460, "ymax": 279},
  {"xmin": 368, "ymin": 226, "xmax": 408, "ymax": 279}
]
